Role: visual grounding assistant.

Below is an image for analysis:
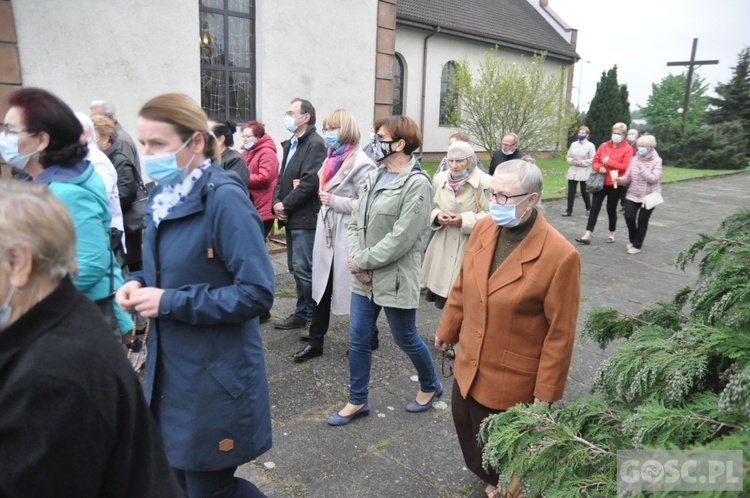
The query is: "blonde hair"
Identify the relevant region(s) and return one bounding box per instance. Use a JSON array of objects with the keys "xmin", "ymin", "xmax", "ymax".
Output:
[
  {"xmin": 322, "ymin": 109, "xmax": 361, "ymax": 145},
  {"xmin": 612, "ymin": 122, "xmax": 628, "ymax": 135},
  {"xmin": 92, "ymin": 115, "xmax": 118, "ymax": 146},
  {"xmin": 637, "ymin": 134, "xmax": 656, "ymax": 148},
  {"xmin": 0, "ymin": 181, "xmax": 77, "ymax": 279},
  {"xmin": 139, "ymin": 93, "xmax": 219, "ymax": 162}
]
